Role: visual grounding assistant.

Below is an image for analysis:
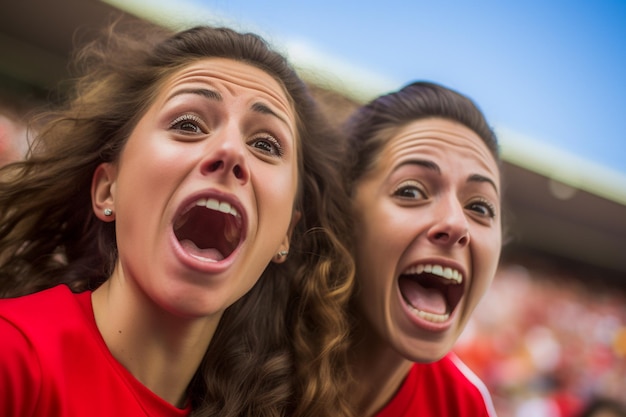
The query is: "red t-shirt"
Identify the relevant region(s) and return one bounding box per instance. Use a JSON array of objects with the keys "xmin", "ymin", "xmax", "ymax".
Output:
[
  {"xmin": 375, "ymin": 354, "xmax": 497, "ymax": 417},
  {"xmin": 0, "ymin": 285, "xmax": 191, "ymax": 417}
]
